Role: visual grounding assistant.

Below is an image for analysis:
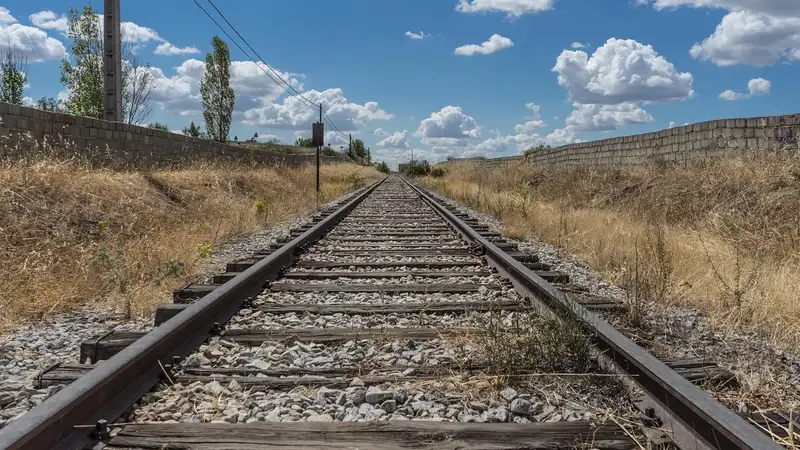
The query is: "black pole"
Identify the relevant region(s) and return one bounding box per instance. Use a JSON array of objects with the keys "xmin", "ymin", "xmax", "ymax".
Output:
[{"xmin": 316, "ymin": 104, "xmax": 321, "ymax": 194}]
